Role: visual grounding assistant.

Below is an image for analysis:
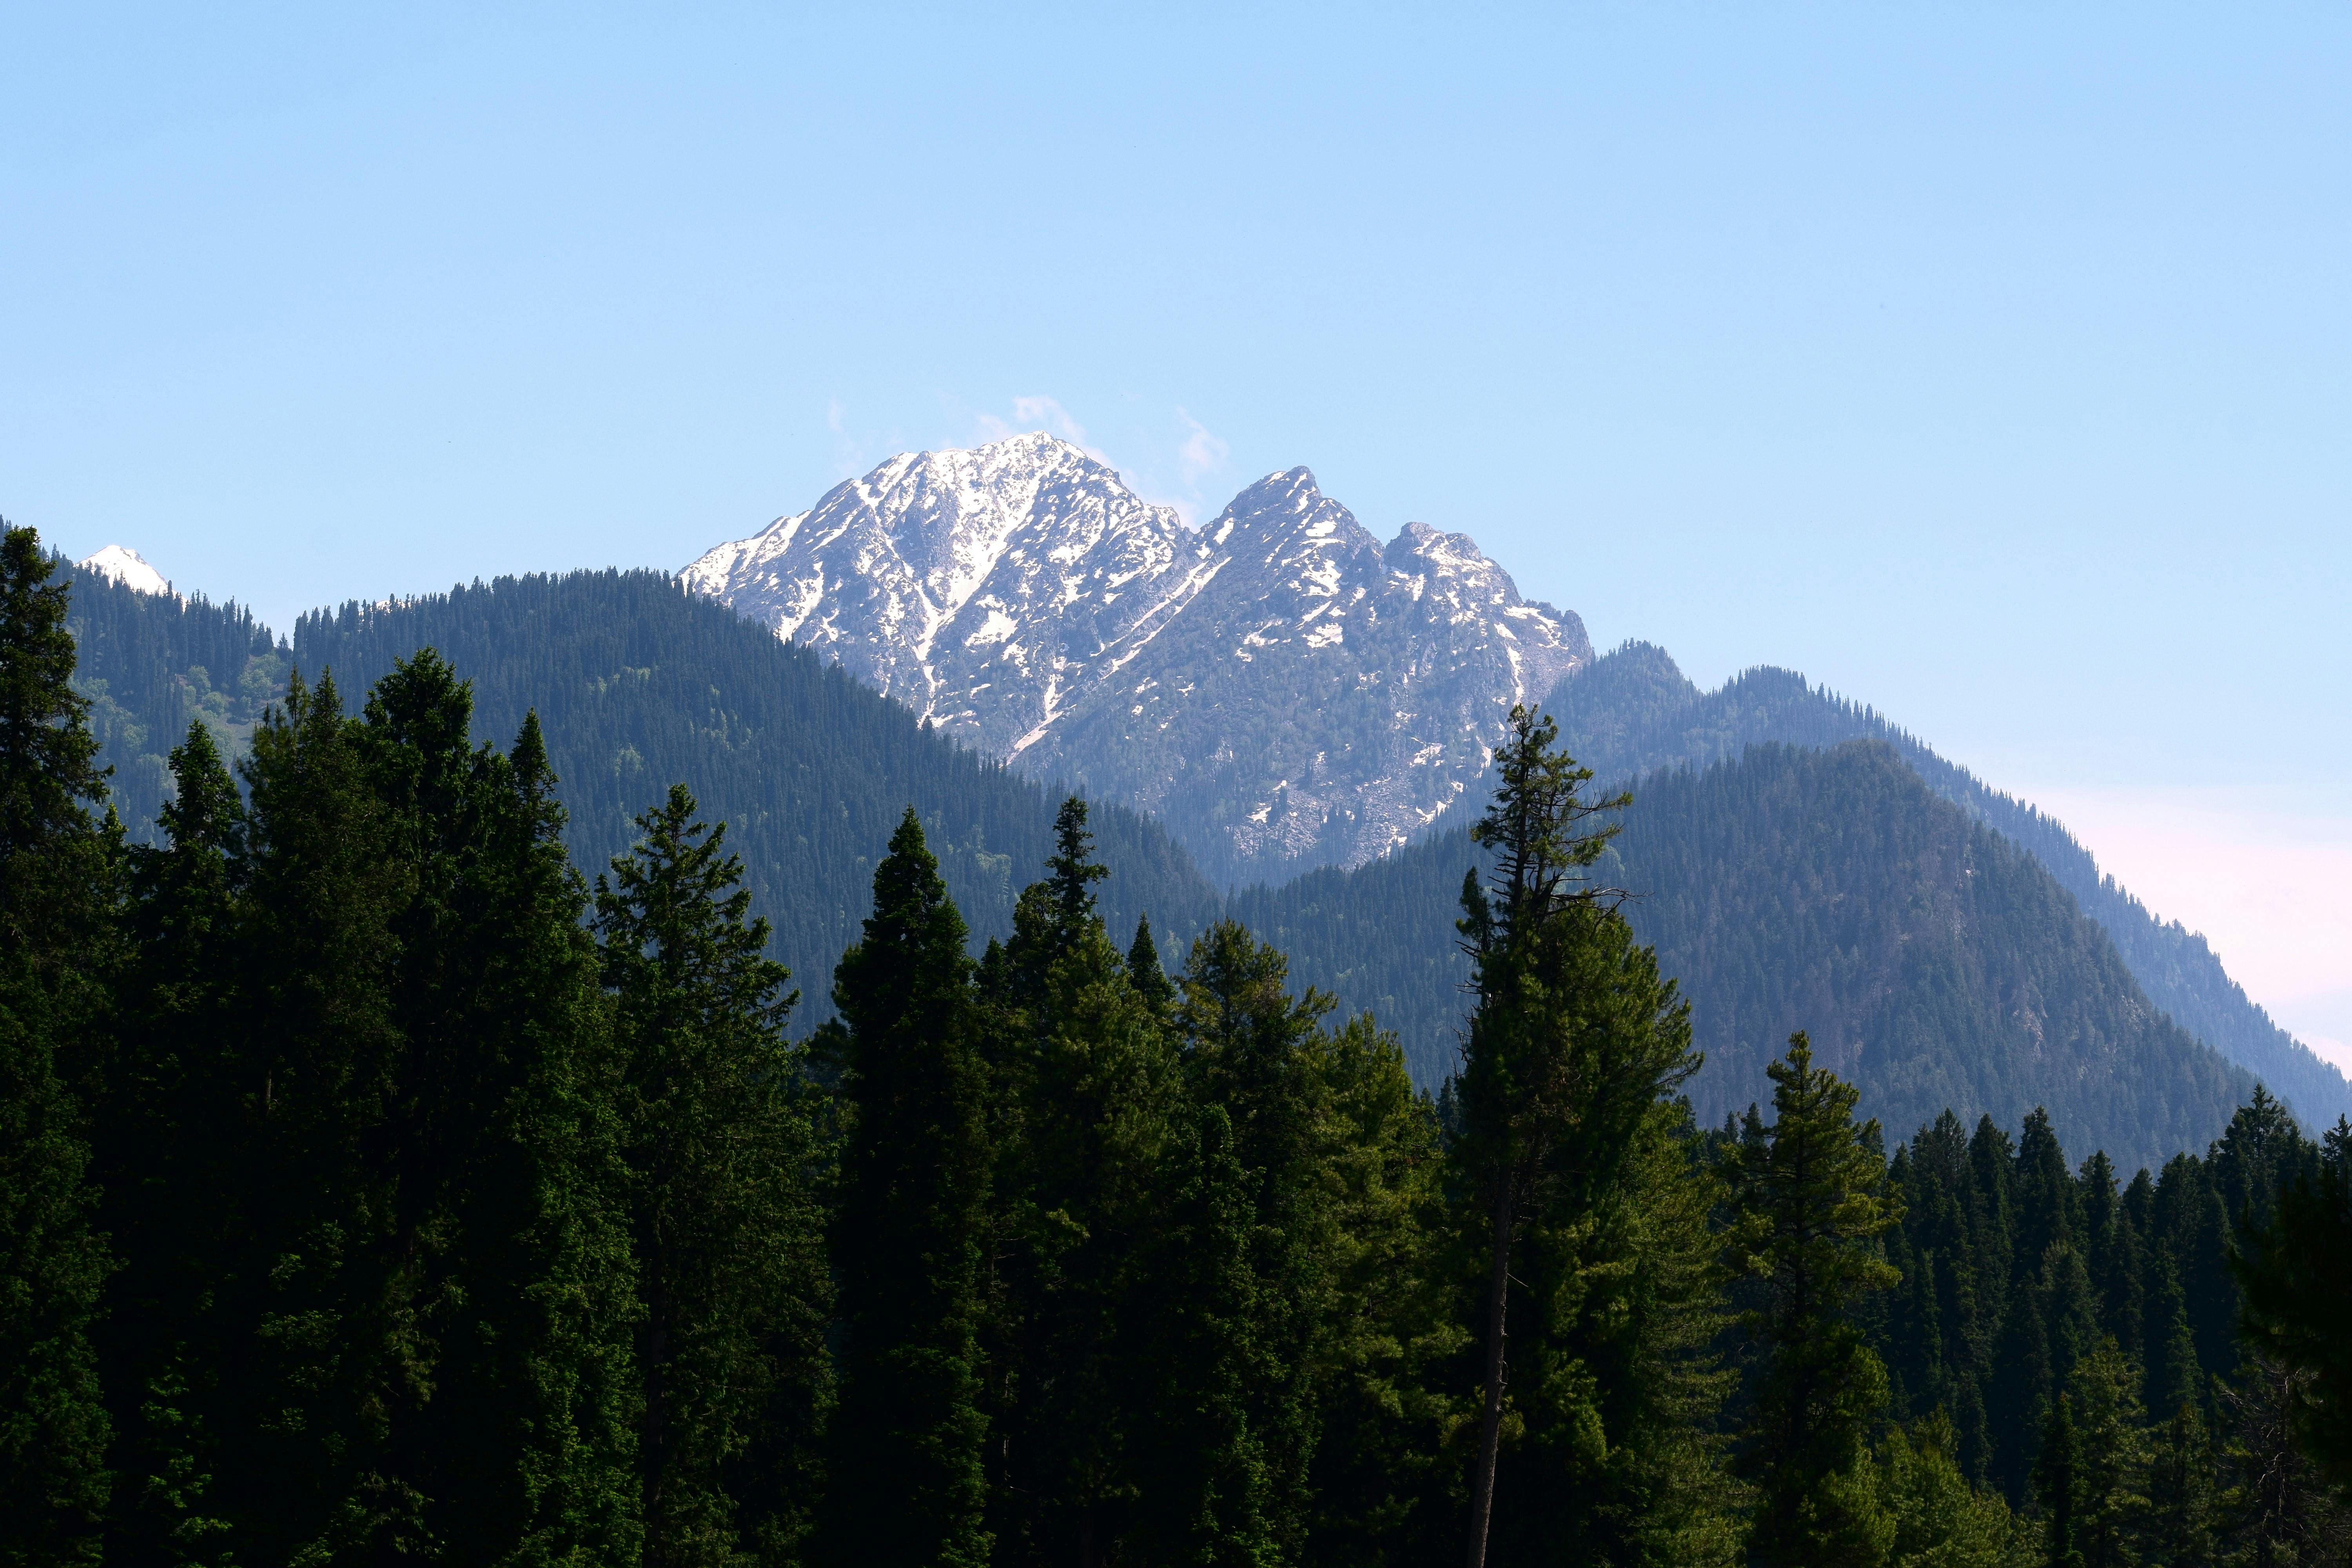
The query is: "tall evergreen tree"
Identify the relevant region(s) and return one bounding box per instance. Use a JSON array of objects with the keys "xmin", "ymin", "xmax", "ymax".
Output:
[
  {"xmin": 1728, "ymin": 1033, "xmax": 1903, "ymax": 1568},
  {"xmin": 598, "ymin": 782, "xmax": 830, "ymax": 1566},
  {"xmin": 1155, "ymin": 920, "xmax": 1336, "ymax": 1564},
  {"xmin": 2234, "ymin": 1116, "xmax": 2352, "ymax": 1495},
  {"xmin": 0, "ymin": 525, "xmax": 114, "ymax": 1564},
  {"xmin": 821, "ymin": 808, "xmax": 992, "ymax": 1568},
  {"xmin": 439, "ymin": 708, "xmax": 642, "ymax": 1567},
  {"xmin": 1127, "ymin": 1099, "xmax": 1270, "ymax": 1566},
  {"xmin": 1876, "ymin": 1414, "xmax": 2022, "ymax": 1568},
  {"xmin": 2141, "ymin": 1401, "xmax": 2217, "ymax": 1568},
  {"xmin": 1450, "ymin": 704, "xmax": 1628, "ymax": 1568},
  {"xmin": 978, "ymin": 799, "xmax": 1181, "ymax": 1566},
  {"xmin": 1468, "ymin": 913, "xmax": 1735, "ymax": 1567},
  {"xmin": 2035, "ymin": 1395, "xmax": 2085, "ymax": 1568},
  {"xmin": 2064, "ymin": 1336, "xmax": 2147, "ymax": 1568},
  {"xmin": 214, "ymin": 663, "xmax": 416, "ymax": 1560},
  {"xmin": 98, "ymin": 722, "xmax": 243, "ymax": 1565},
  {"xmin": 1126, "ymin": 913, "xmax": 1174, "ymax": 1013},
  {"xmin": 1298, "ymin": 1013, "xmax": 1454, "ymax": 1568},
  {"xmin": 221, "ymin": 654, "xmax": 645, "ymax": 1564}
]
